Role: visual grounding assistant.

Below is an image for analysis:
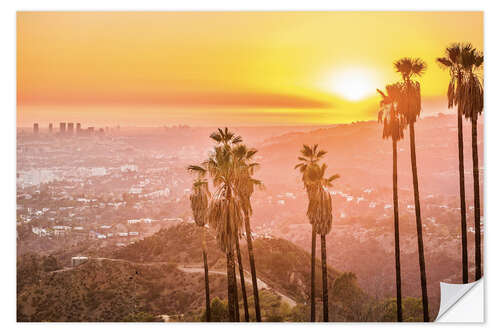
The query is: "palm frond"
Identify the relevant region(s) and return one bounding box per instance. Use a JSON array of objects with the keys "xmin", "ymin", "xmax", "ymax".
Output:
[{"xmin": 328, "ymin": 174, "xmax": 340, "ymax": 182}]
